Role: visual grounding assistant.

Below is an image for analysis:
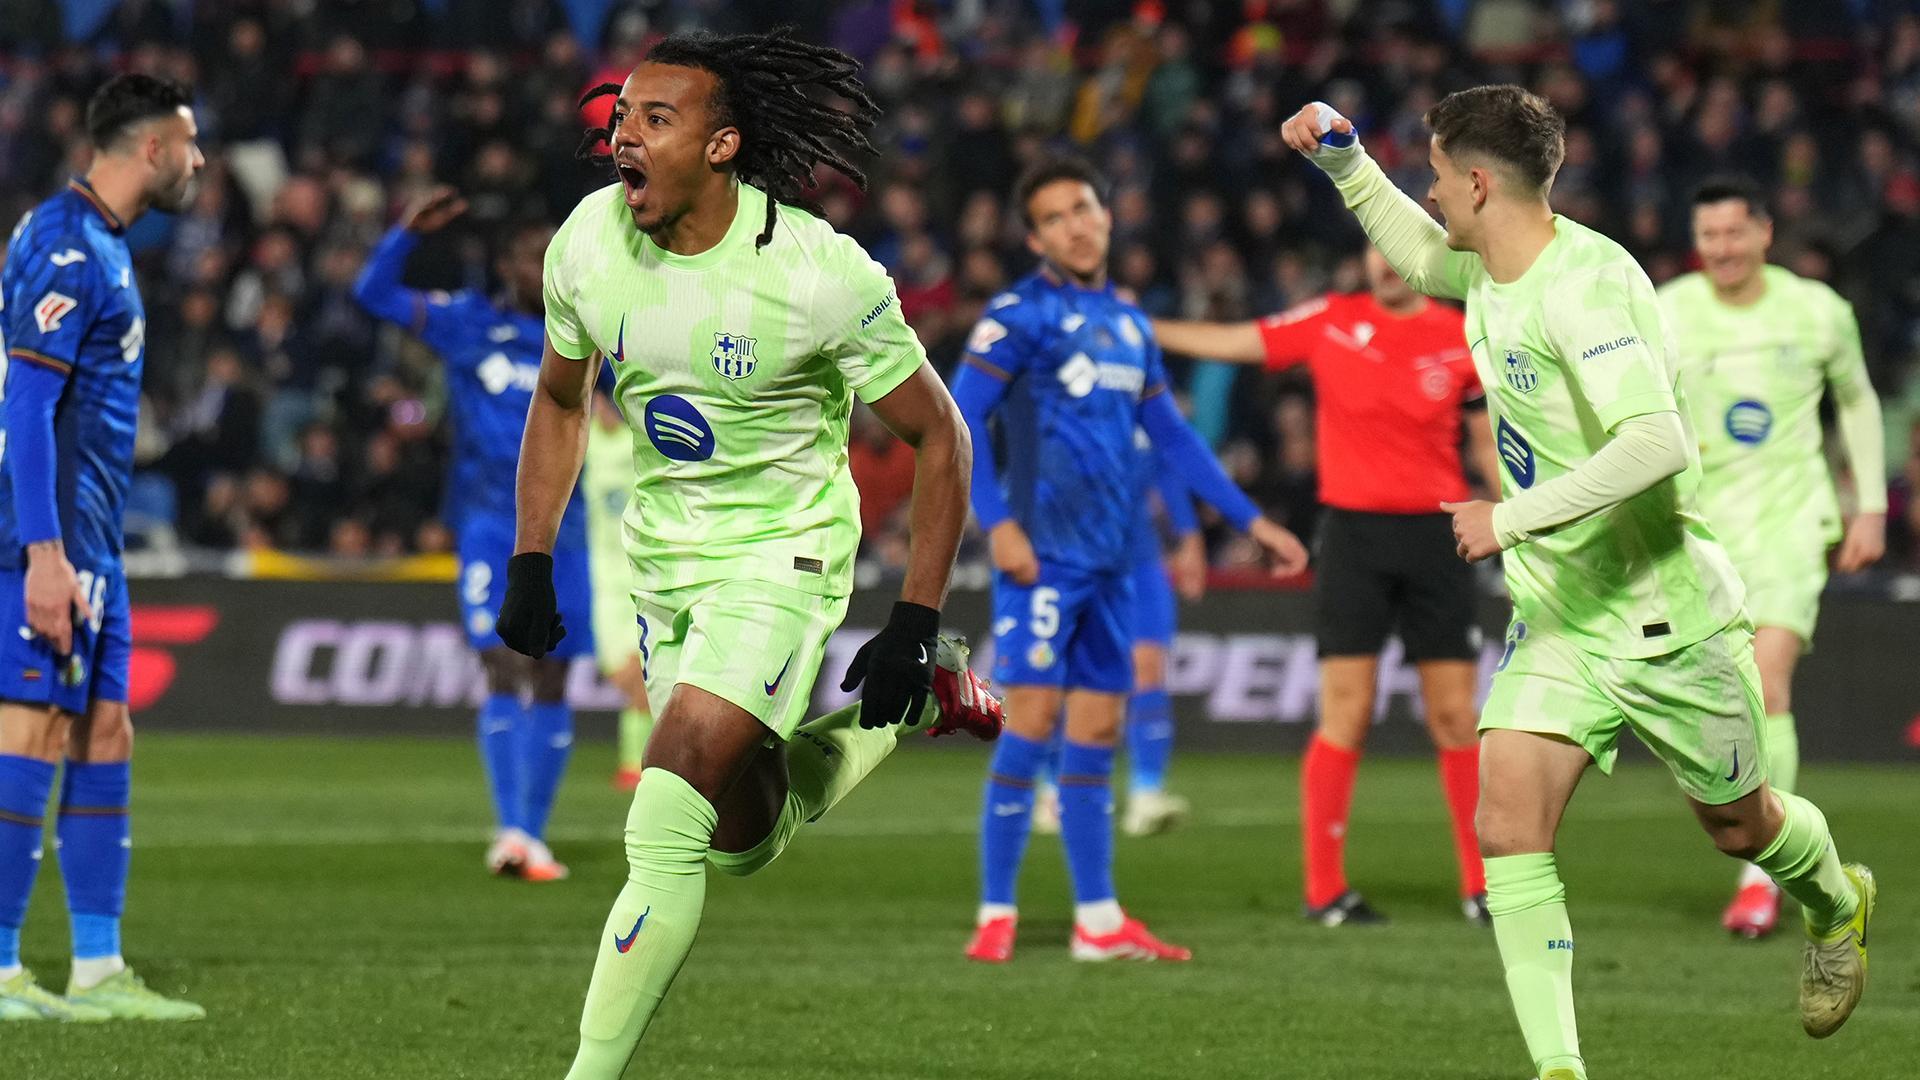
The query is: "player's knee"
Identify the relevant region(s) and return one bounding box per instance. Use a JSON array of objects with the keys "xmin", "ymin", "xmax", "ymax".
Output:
[
  {"xmin": 480, "ymin": 650, "xmax": 523, "ymax": 694},
  {"xmin": 1424, "ymin": 703, "xmax": 1478, "ymax": 749},
  {"xmin": 1474, "ymin": 802, "xmax": 1545, "ymax": 858}
]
